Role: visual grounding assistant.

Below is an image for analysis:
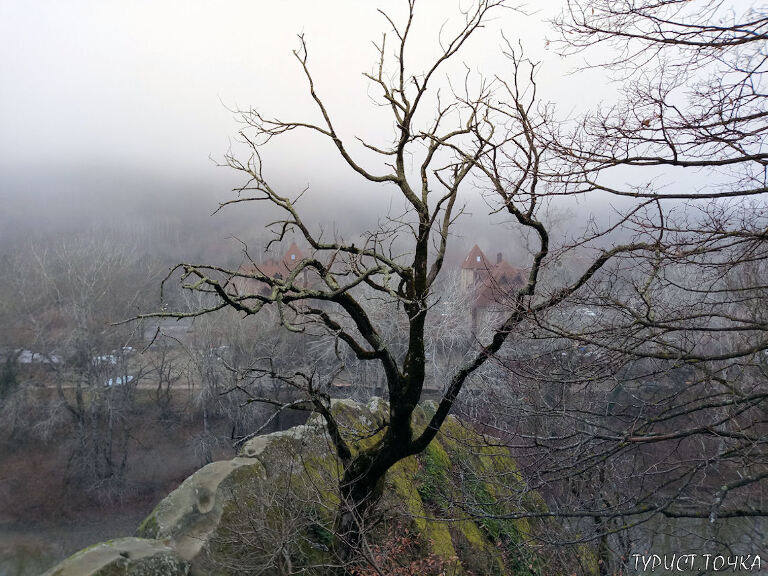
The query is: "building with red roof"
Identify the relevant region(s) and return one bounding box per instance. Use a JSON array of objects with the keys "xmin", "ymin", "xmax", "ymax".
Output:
[
  {"xmin": 460, "ymin": 244, "xmax": 527, "ymax": 330},
  {"xmin": 232, "ymin": 242, "xmax": 525, "ymax": 332},
  {"xmin": 232, "ymin": 241, "xmax": 310, "ymax": 297}
]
